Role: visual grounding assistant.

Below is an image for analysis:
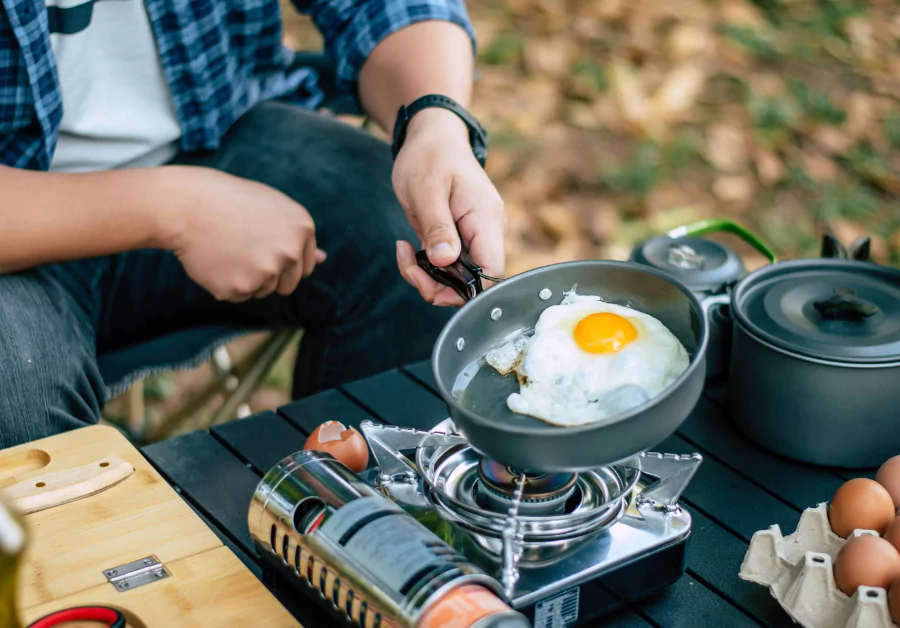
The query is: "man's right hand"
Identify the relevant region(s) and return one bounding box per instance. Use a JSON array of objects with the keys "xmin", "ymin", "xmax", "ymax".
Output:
[{"xmin": 164, "ymin": 166, "xmax": 325, "ymax": 302}]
